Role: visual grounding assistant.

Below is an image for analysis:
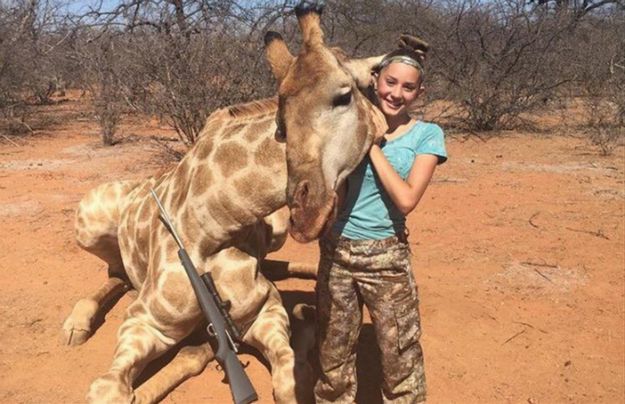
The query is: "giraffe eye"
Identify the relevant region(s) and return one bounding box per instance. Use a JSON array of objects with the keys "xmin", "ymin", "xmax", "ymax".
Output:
[
  {"xmin": 333, "ymin": 90, "xmax": 352, "ymax": 108},
  {"xmin": 275, "ymin": 116, "xmax": 286, "ymax": 141}
]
